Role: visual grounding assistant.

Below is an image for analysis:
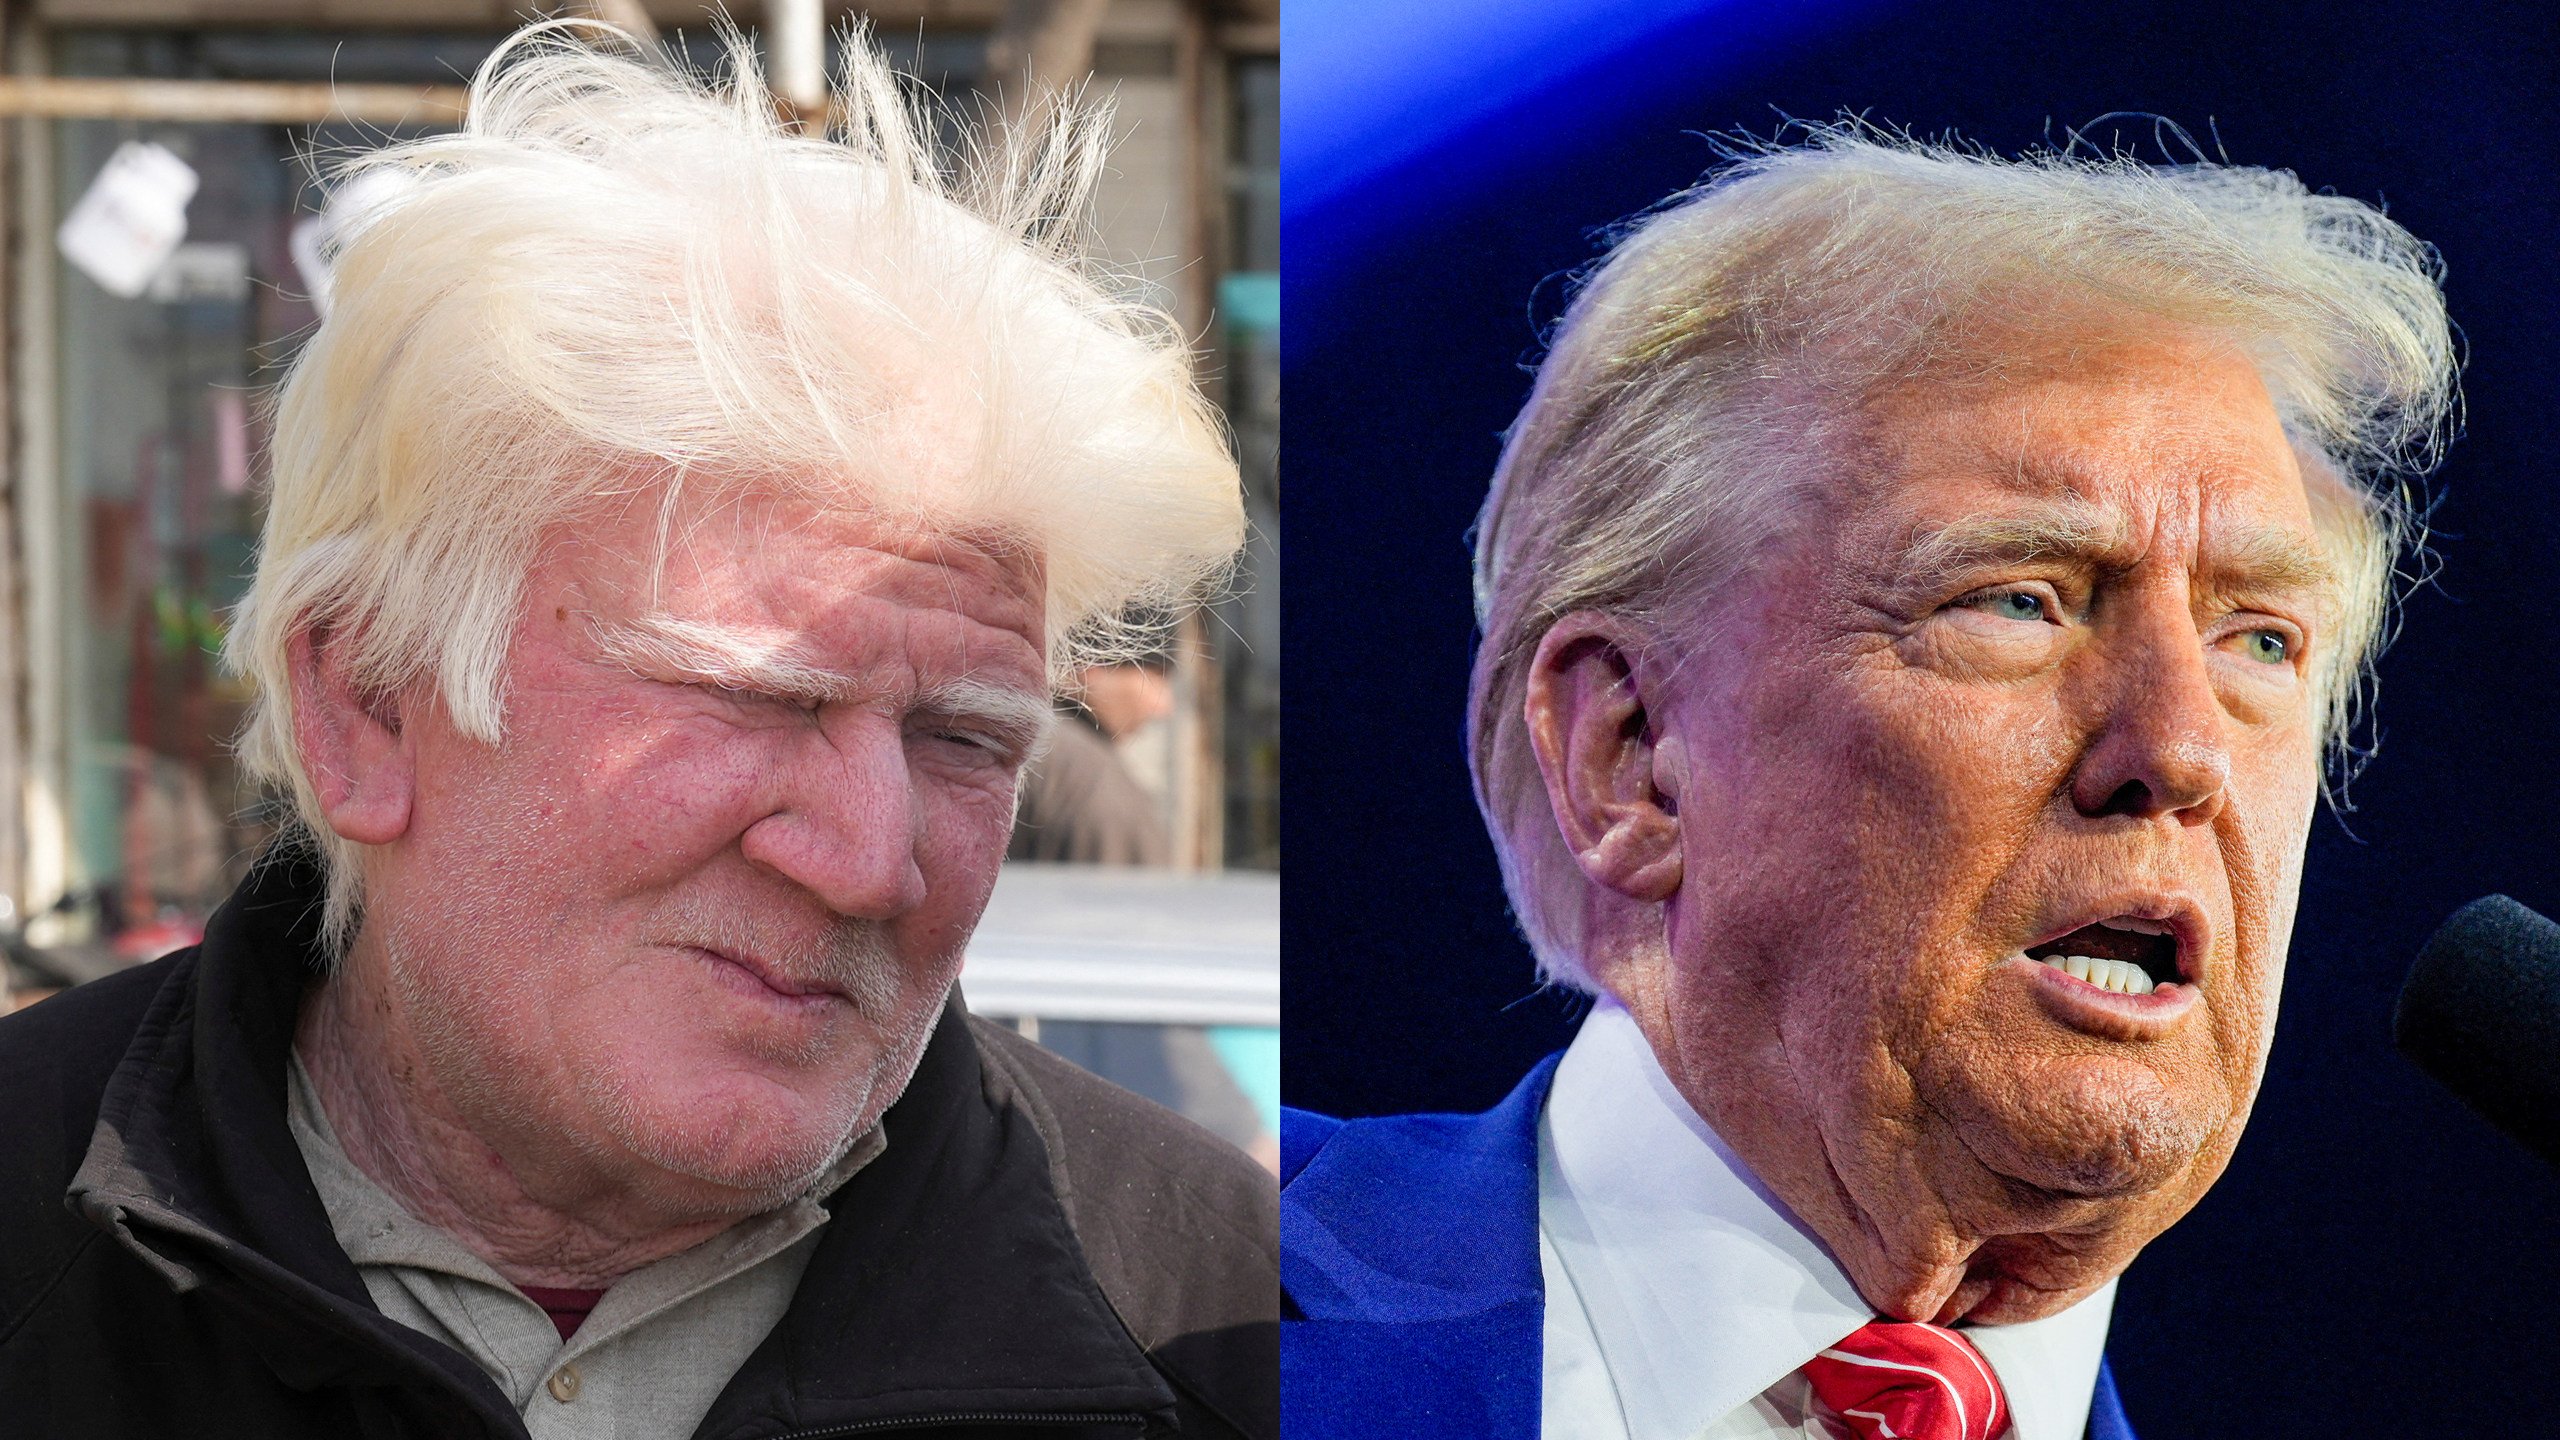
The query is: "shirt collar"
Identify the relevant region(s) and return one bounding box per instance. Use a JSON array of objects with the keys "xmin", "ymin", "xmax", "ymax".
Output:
[
  {"xmin": 283, "ymin": 1049, "xmax": 886, "ymax": 1339},
  {"xmin": 1540, "ymin": 1001, "xmax": 2115, "ymax": 1440}
]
